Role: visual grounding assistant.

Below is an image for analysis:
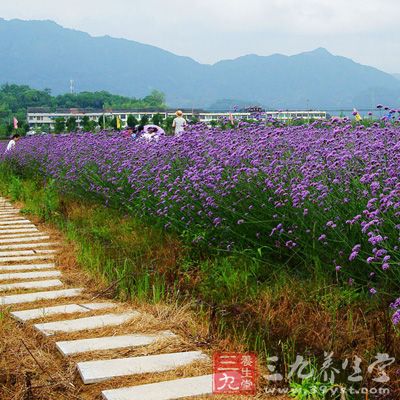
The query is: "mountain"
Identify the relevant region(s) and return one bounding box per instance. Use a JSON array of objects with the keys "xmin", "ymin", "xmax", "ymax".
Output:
[
  {"xmin": 1, "ymin": 18, "xmax": 399, "ymax": 109},
  {"xmin": 393, "ymin": 74, "xmax": 400, "ymax": 80}
]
